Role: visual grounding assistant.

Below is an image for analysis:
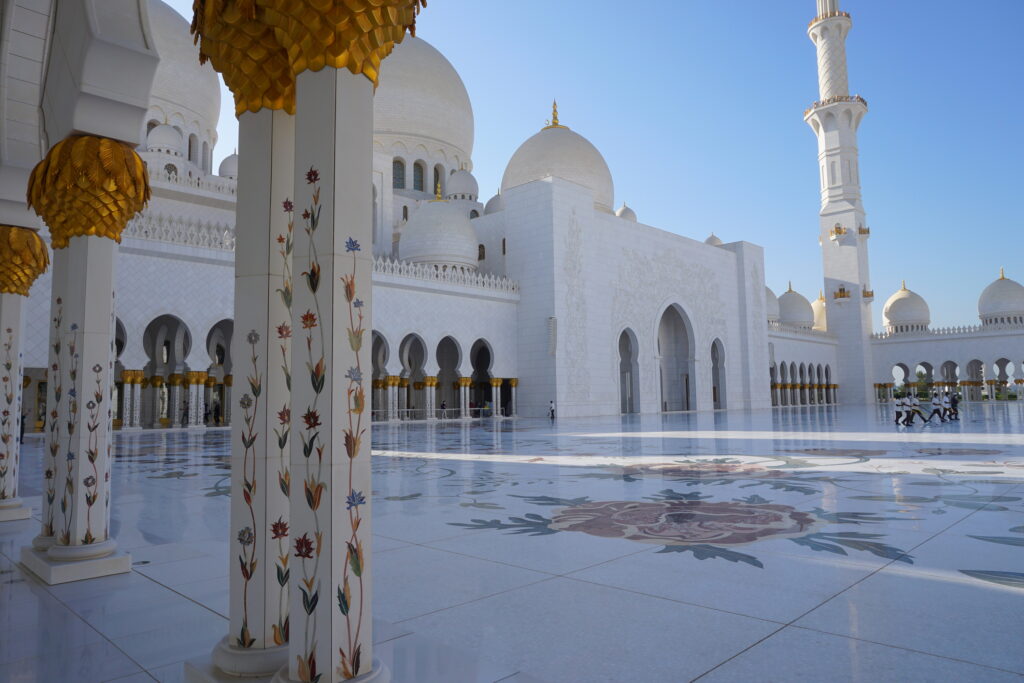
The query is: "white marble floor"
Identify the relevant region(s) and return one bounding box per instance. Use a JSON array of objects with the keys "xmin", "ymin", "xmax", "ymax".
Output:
[{"xmin": 2, "ymin": 403, "xmax": 1024, "ymax": 682}]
